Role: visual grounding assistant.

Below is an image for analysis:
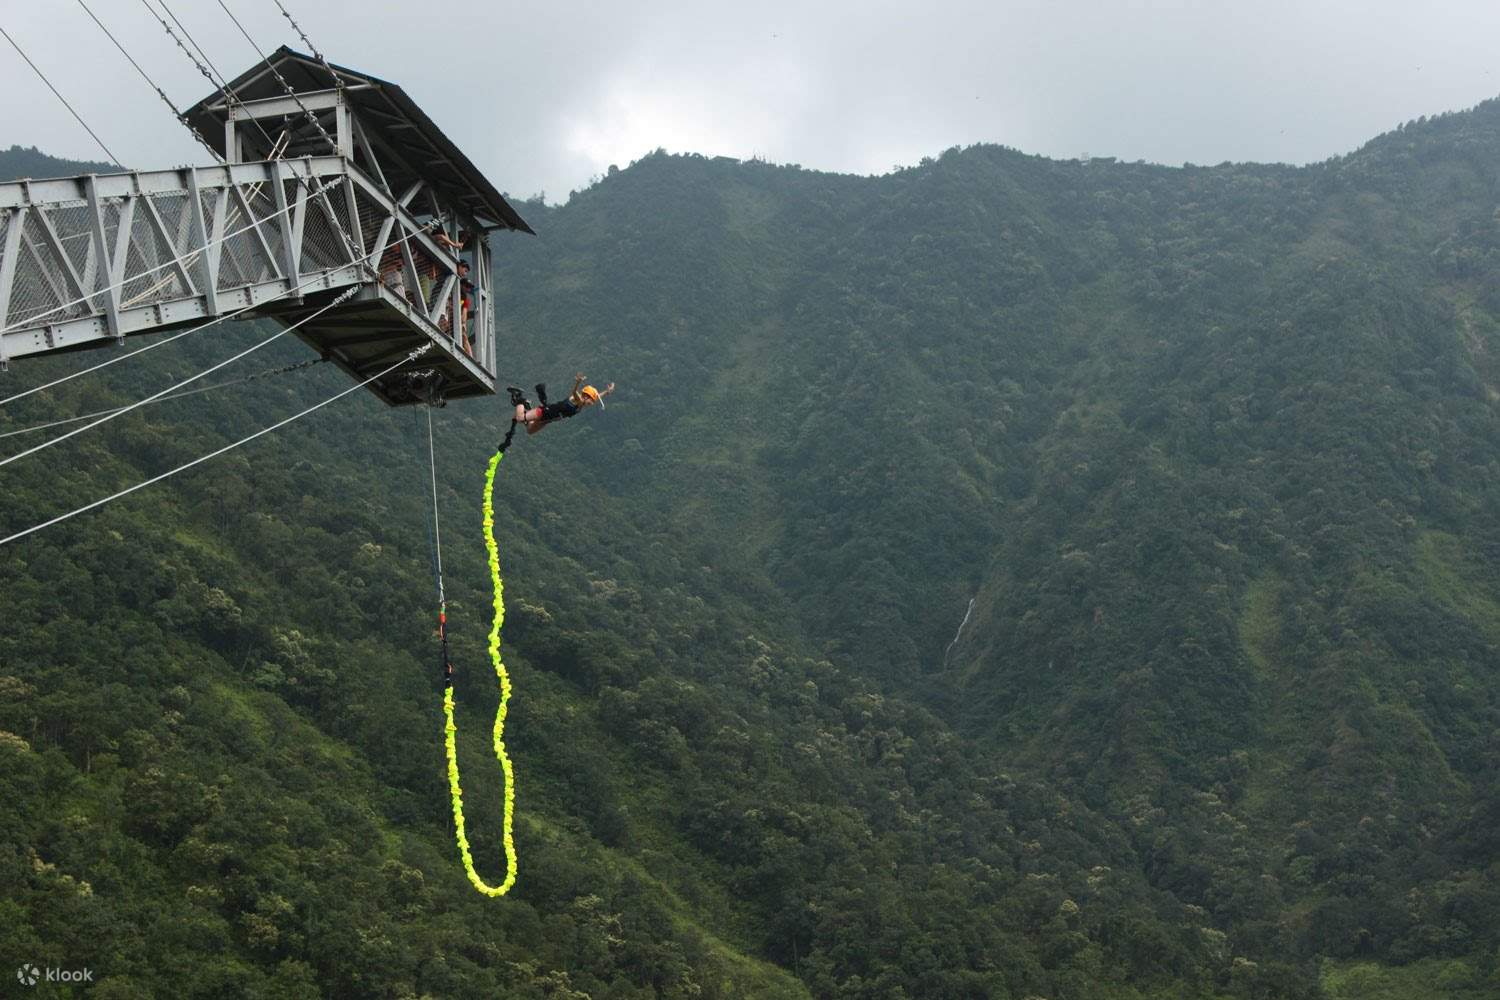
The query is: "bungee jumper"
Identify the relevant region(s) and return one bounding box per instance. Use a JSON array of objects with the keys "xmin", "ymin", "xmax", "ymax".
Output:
[
  {"xmin": 441, "ymin": 372, "xmax": 616, "ymax": 891},
  {"xmin": 498, "ymin": 373, "xmax": 615, "ymax": 451}
]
